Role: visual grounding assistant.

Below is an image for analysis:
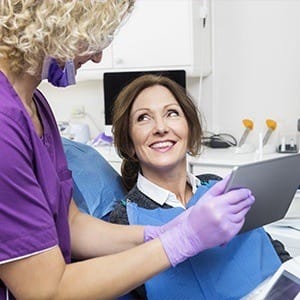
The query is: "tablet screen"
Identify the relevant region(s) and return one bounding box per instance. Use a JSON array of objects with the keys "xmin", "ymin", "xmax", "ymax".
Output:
[{"xmin": 264, "ymin": 270, "xmax": 300, "ymax": 300}]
